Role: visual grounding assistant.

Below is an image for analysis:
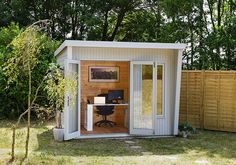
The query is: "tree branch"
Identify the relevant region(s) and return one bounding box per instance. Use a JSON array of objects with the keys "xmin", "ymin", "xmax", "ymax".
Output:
[{"xmin": 207, "ymin": 0, "xmax": 216, "ymax": 32}]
